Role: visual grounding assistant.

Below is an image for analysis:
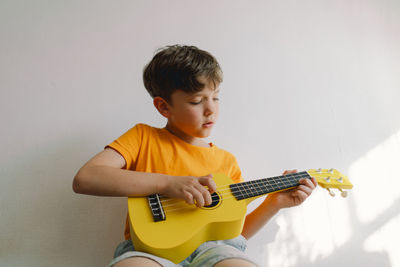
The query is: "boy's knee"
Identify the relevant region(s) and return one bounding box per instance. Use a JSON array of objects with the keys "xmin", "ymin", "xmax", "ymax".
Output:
[
  {"xmin": 113, "ymin": 256, "xmax": 162, "ymax": 267},
  {"xmin": 214, "ymin": 258, "xmax": 258, "ymax": 267}
]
